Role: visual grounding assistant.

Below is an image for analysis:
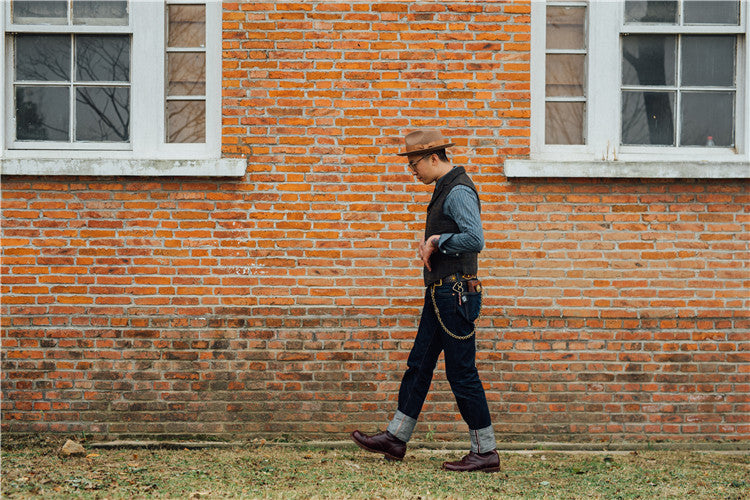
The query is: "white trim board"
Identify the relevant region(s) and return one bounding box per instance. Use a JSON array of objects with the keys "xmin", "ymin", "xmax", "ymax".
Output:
[
  {"xmin": 0, "ymin": 158, "xmax": 247, "ymax": 177},
  {"xmin": 505, "ymin": 160, "xmax": 750, "ymax": 179}
]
